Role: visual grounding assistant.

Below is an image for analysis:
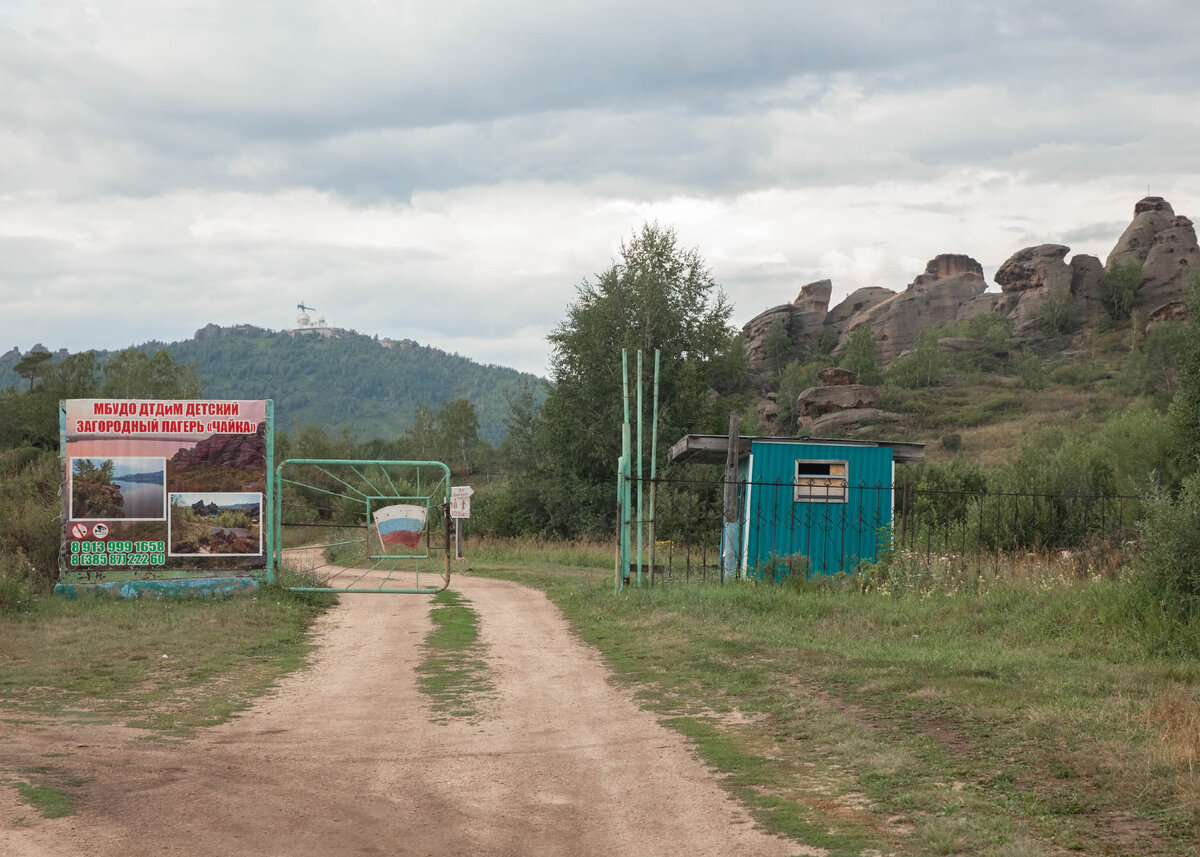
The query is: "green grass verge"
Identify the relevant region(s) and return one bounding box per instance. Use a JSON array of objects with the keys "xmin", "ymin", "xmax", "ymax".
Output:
[
  {"xmin": 13, "ymin": 781, "xmax": 76, "ymax": 818},
  {"xmin": 6, "ymin": 765, "xmax": 91, "ymax": 819},
  {"xmin": 0, "ymin": 581, "xmax": 335, "ymax": 736},
  {"xmin": 415, "ymin": 589, "xmax": 492, "ymax": 720},
  {"xmin": 468, "ymin": 556, "xmax": 1200, "ymax": 857}
]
